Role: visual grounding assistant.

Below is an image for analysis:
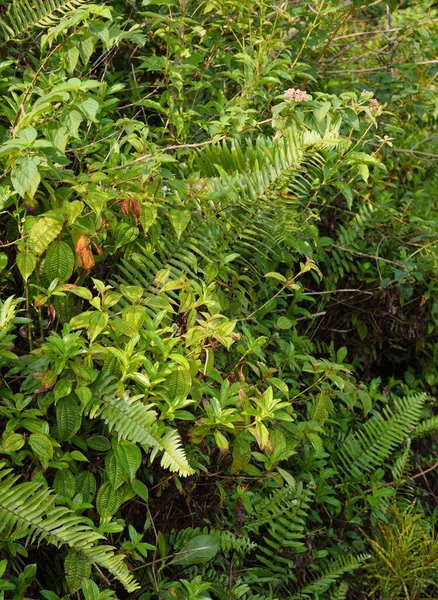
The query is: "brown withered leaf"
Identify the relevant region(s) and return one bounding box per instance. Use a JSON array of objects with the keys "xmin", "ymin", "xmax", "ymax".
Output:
[{"xmin": 75, "ymin": 235, "xmax": 95, "ymax": 274}]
